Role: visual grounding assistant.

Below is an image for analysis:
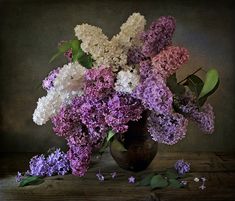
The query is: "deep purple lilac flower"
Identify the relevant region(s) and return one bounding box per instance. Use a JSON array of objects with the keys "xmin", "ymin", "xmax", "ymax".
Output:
[
  {"xmin": 139, "ymin": 59, "xmax": 153, "ymax": 80},
  {"xmin": 42, "ymin": 67, "xmax": 60, "ymax": 91},
  {"xmin": 84, "ymin": 66, "xmax": 114, "ymax": 100},
  {"xmin": 127, "ymin": 47, "xmax": 146, "ymax": 65},
  {"xmin": 128, "ymin": 176, "xmax": 135, "ymax": 183},
  {"xmin": 67, "ymin": 143, "xmax": 92, "ymax": 177},
  {"xmin": 147, "ymin": 112, "xmax": 188, "ymax": 145},
  {"xmin": 141, "ymin": 16, "xmax": 176, "ymax": 57},
  {"xmin": 151, "ymin": 46, "xmax": 189, "ymax": 79},
  {"xmin": 51, "ymin": 96, "xmax": 85, "ymax": 137},
  {"xmin": 174, "ymin": 159, "xmax": 190, "ymax": 175},
  {"xmin": 105, "ymin": 92, "xmax": 144, "ymax": 133},
  {"xmin": 64, "ymin": 48, "xmax": 73, "ymax": 62},
  {"xmin": 133, "ymin": 75, "xmax": 173, "ymax": 114}
]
